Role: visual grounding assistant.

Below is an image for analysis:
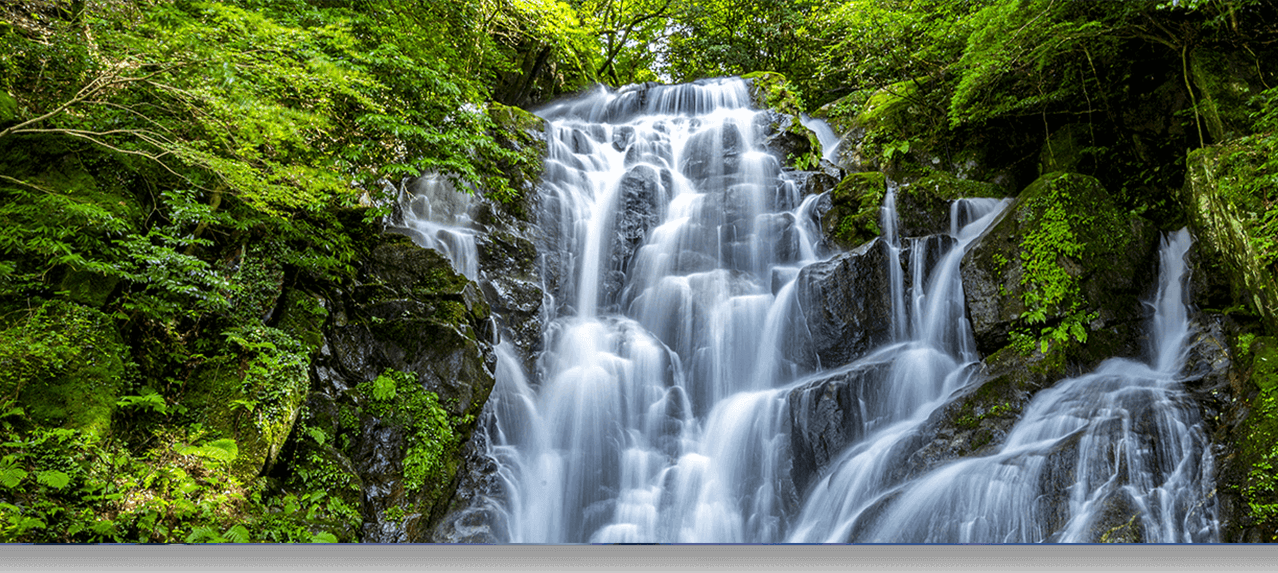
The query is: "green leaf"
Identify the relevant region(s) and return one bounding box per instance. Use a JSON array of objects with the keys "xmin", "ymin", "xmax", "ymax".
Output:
[
  {"xmin": 0, "ymin": 466, "xmax": 27, "ymax": 489},
  {"xmin": 223, "ymin": 524, "xmax": 251, "ymax": 543},
  {"xmin": 36, "ymin": 470, "xmax": 71, "ymax": 489},
  {"xmin": 175, "ymin": 438, "xmax": 239, "ymax": 463},
  {"xmin": 310, "ymin": 531, "xmax": 339, "ymax": 543}
]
